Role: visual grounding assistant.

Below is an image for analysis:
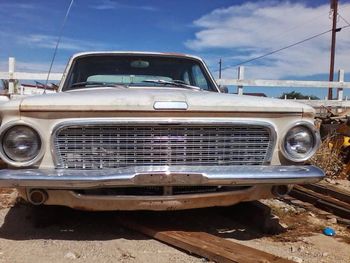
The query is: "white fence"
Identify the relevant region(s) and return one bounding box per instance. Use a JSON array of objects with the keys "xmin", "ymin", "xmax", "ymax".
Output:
[
  {"xmin": 0, "ymin": 57, "xmax": 62, "ymax": 94},
  {"xmin": 216, "ymin": 66, "xmax": 350, "ymax": 109},
  {"xmin": 1, "ymin": 57, "xmax": 350, "ymax": 109}
]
